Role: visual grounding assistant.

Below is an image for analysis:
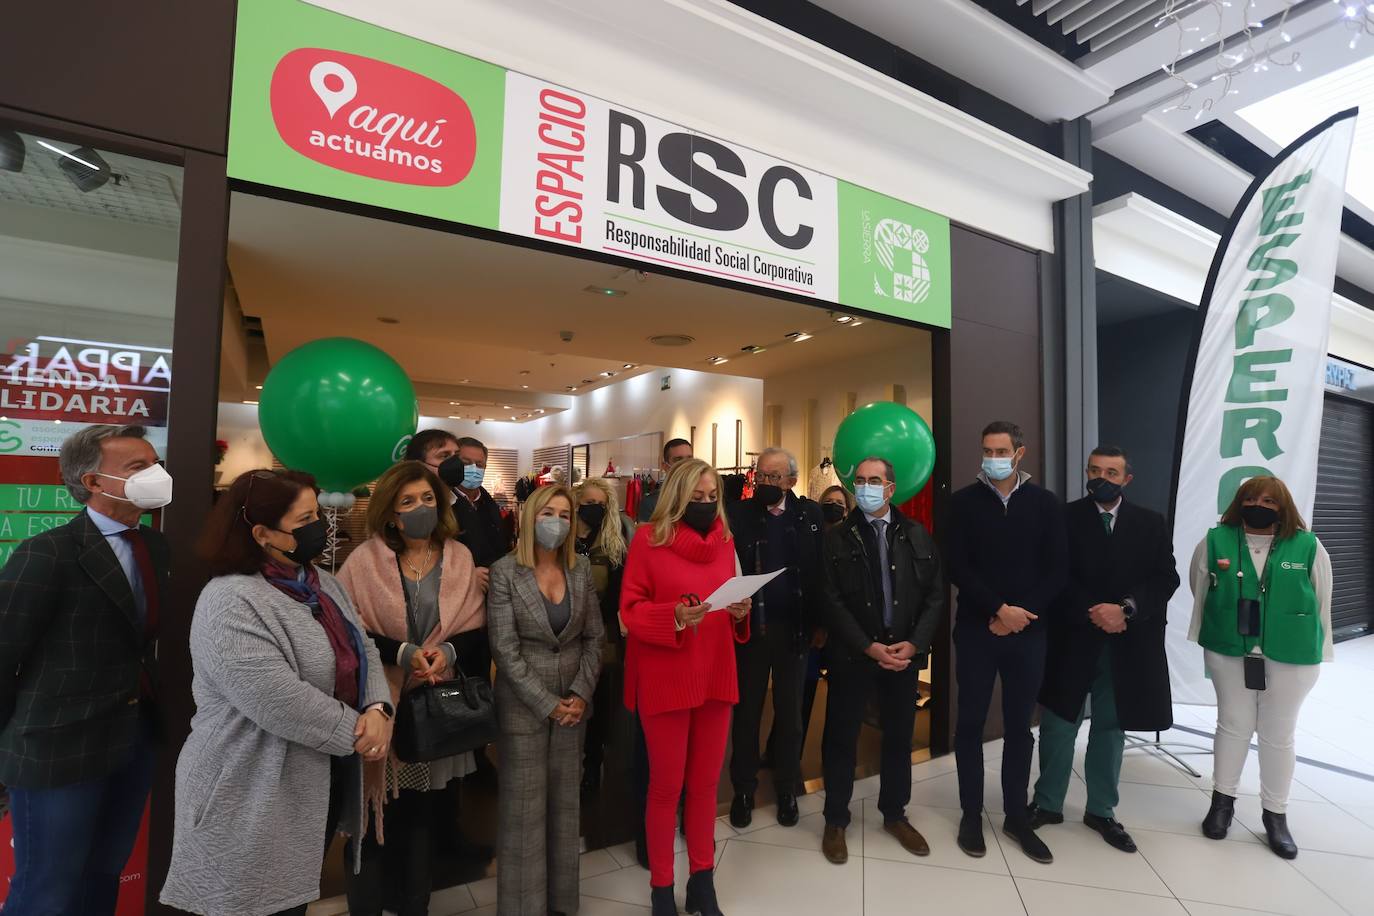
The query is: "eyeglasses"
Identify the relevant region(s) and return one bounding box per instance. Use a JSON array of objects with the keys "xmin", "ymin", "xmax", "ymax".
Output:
[
  {"xmin": 855, "ymin": 477, "xmax": 890, "ymax": 487},
  {"xmin": 757, "ymin": 472, "xmax": 789, "ymax": 485}
]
